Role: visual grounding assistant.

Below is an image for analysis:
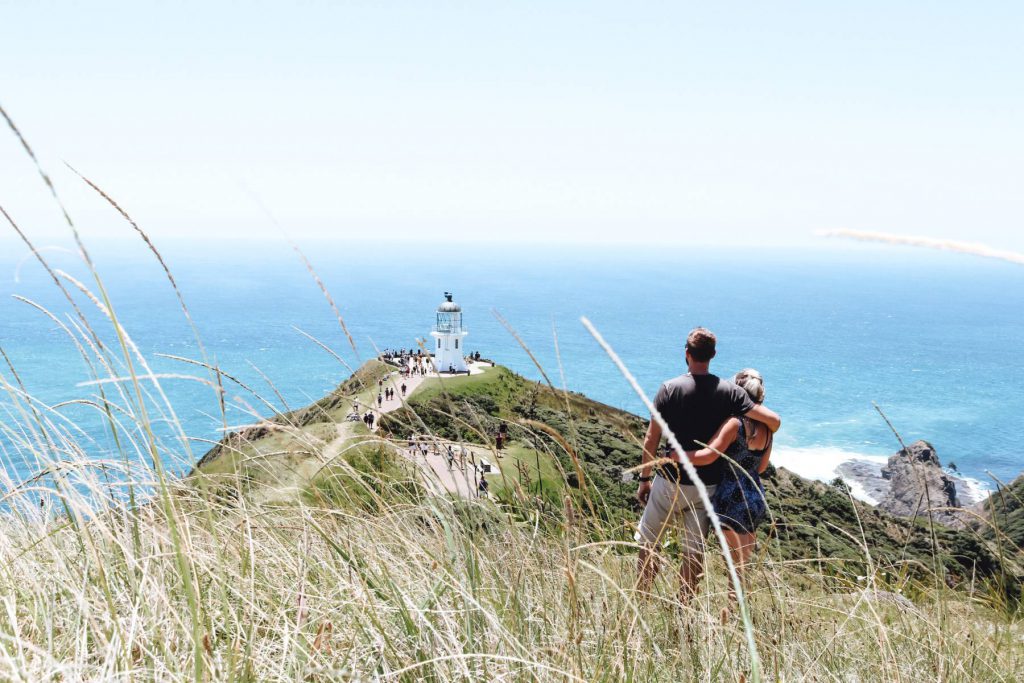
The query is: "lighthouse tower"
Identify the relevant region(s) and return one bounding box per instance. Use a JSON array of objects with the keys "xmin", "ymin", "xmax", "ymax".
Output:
[{"xmin": 430, "ymin": 292, "xmax": 468, "ymax": 374}]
